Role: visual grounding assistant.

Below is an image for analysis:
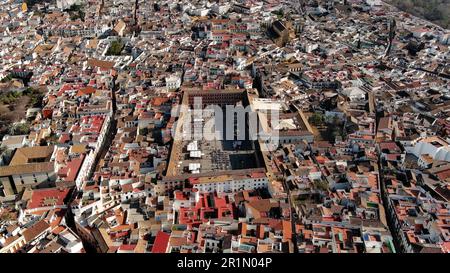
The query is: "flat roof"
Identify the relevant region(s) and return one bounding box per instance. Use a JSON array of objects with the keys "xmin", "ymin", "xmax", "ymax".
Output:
[{"xmin": 189, "ymin": 171, "xmax": 267, "ymax": 184}]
